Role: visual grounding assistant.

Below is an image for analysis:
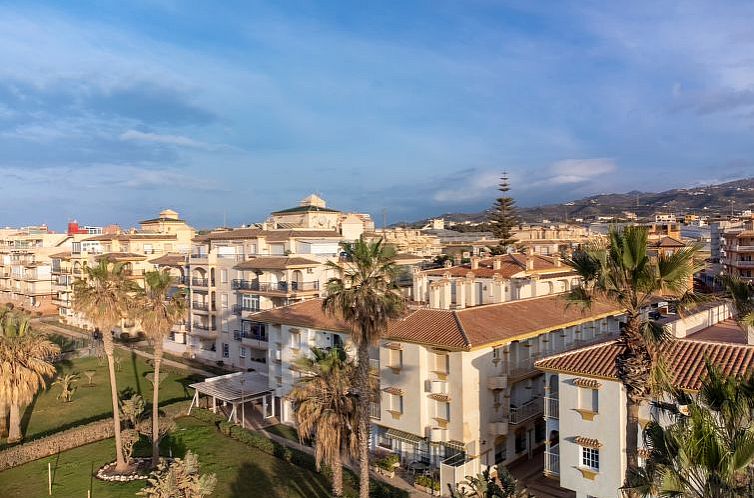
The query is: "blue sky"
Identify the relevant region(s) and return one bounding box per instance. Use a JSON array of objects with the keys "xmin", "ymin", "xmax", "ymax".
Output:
[{"xmin": 2, "ymin": 1, "xmax": 754, "ymax": 229}]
